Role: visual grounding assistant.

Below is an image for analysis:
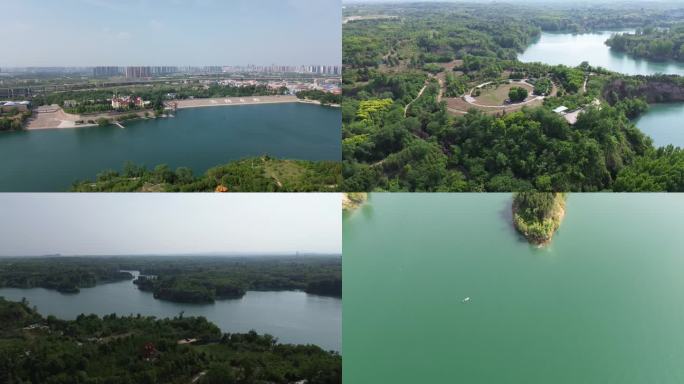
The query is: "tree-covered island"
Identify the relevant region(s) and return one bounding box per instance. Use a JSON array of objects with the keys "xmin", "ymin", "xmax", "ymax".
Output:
[
  {"xmin": 512, "ymin": 192, "xmax": 566, "ymax": 246},
  {"xmin": 0, "ymin": 259, "xmax": 133, "ymax": 294},
  {"xmin": 0, "ymin": 256, "xmax": 342, "ymax": 304}
]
